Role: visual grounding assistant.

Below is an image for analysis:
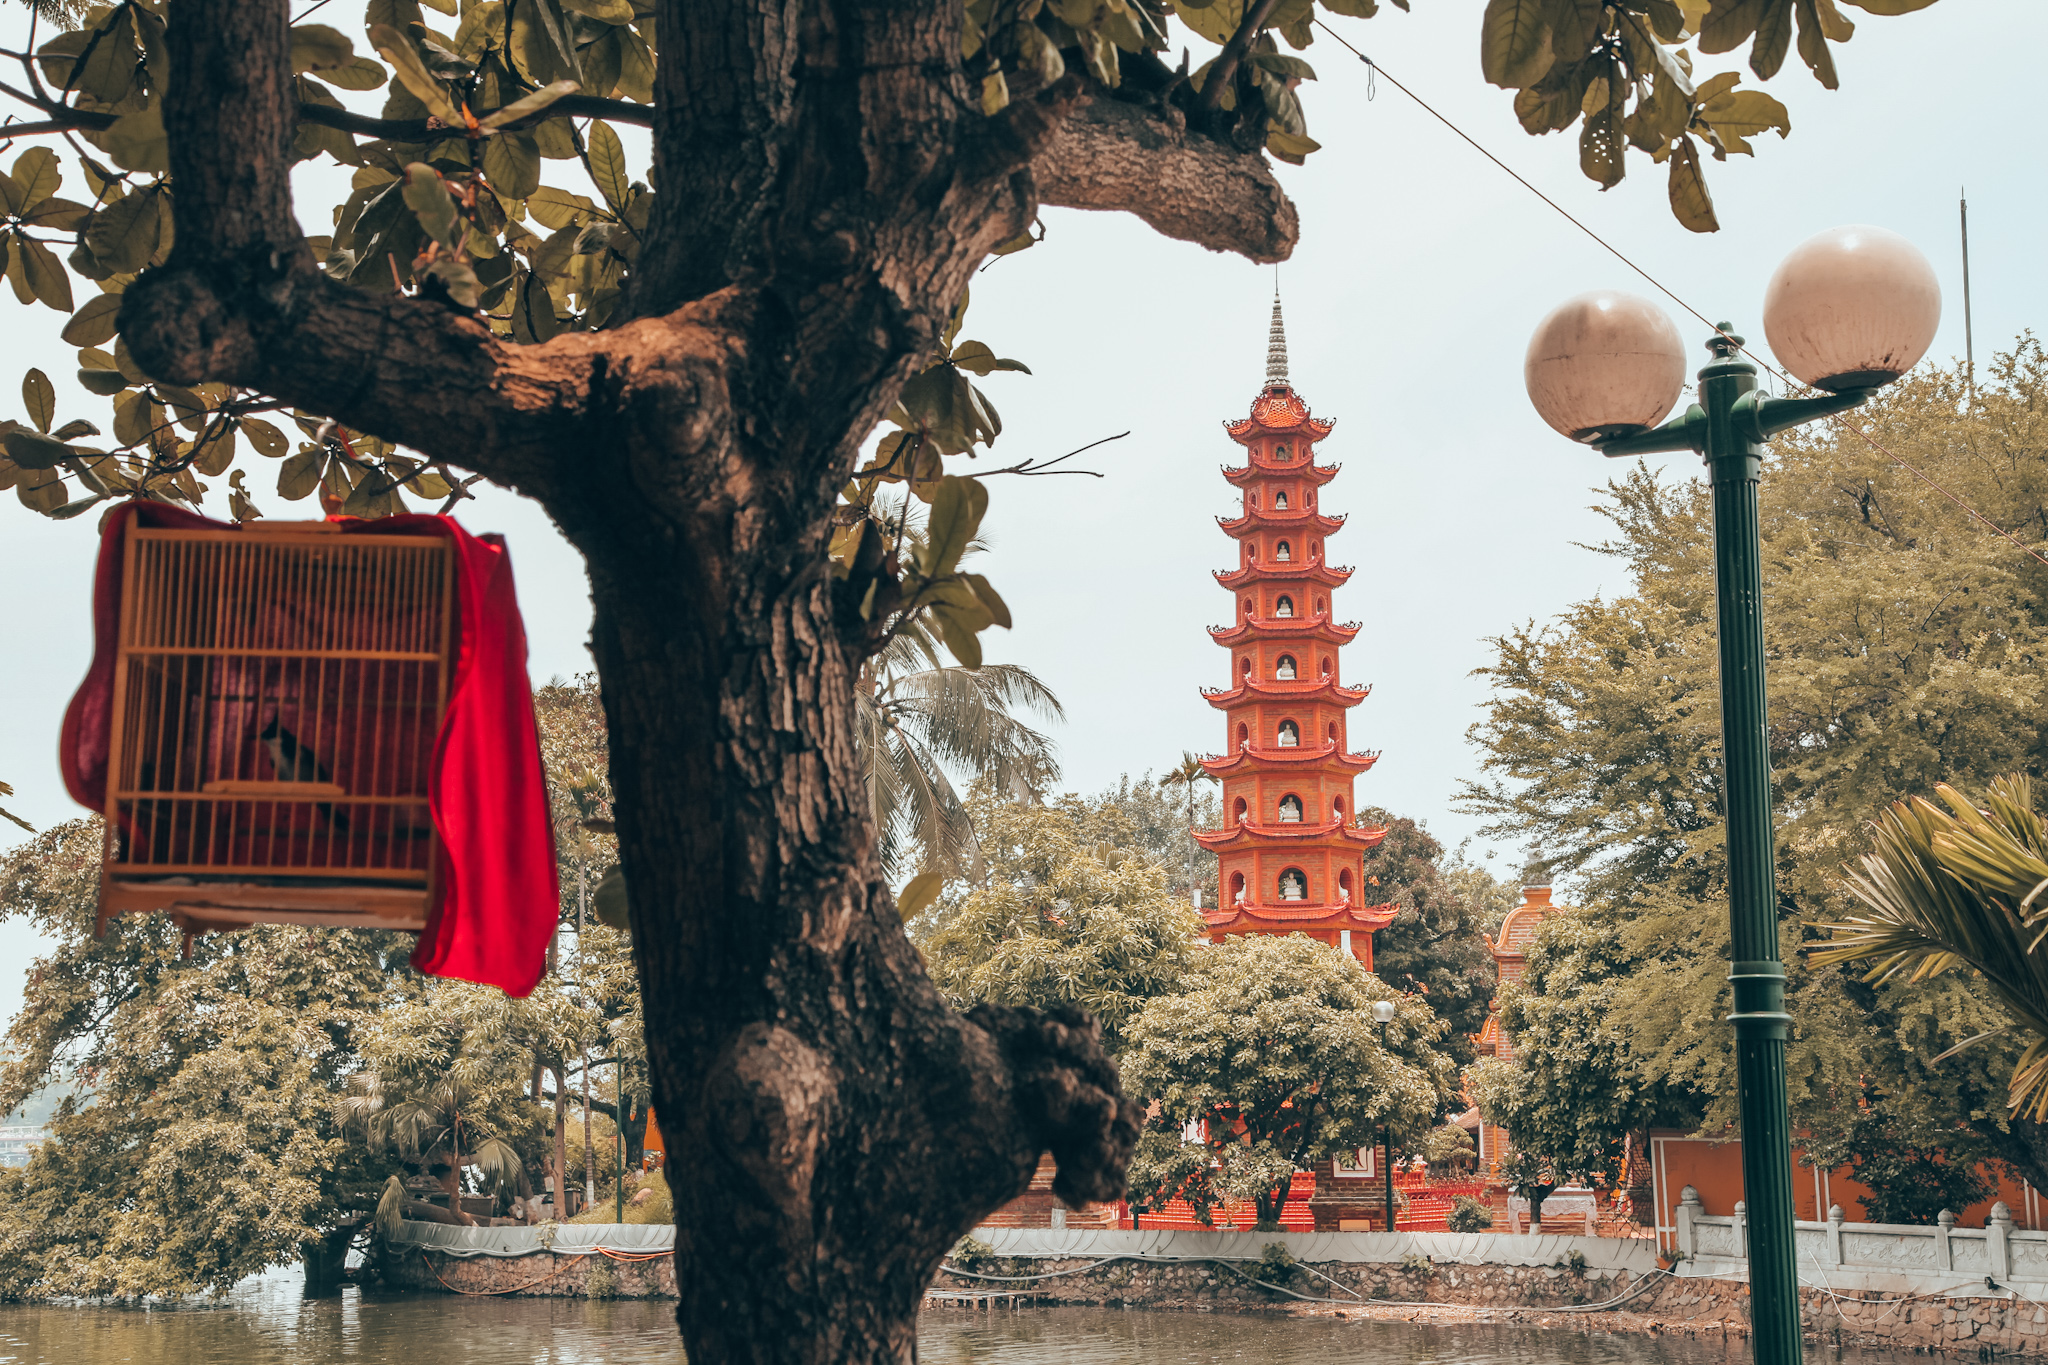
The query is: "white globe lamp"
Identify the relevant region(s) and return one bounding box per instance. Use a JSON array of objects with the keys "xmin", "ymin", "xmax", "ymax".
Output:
[
  {"xmin": 1524, "ymin": 291, "xmax": 1688, "ymax": 443},
  {"xmin": 1762, "ymin": 226, "xmax": 1941, "ymax": 391}
]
